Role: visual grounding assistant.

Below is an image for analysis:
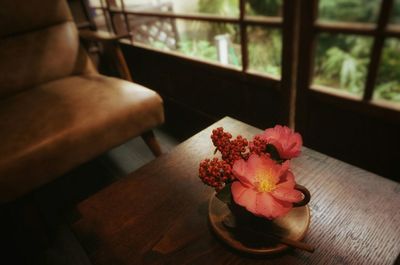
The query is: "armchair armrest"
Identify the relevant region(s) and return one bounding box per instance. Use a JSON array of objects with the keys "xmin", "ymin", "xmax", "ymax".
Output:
[
  {"xmin": 79, "ymin": 30, "xmax": 133, "ymax": 81},
  {"xmin": 79, "ymin": 30, "xmax": 131, "ymax": 43}
]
